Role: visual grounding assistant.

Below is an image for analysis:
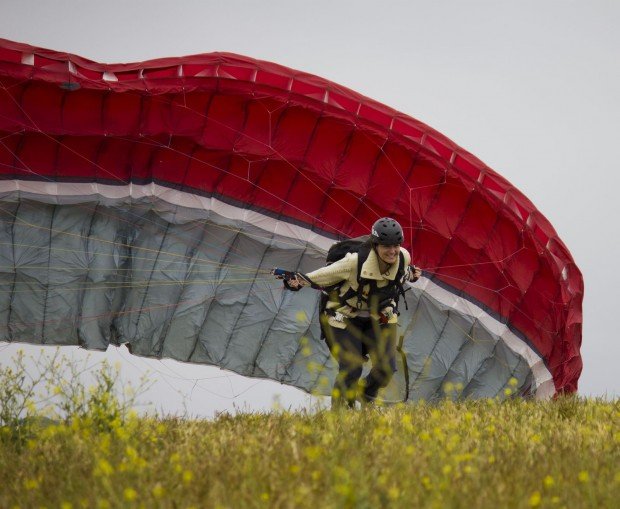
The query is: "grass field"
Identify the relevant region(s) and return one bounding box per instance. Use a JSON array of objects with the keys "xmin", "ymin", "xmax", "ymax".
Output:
[{"xmin": 1, "ymin": 353, "xmax": 618, "ymax": 508}]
